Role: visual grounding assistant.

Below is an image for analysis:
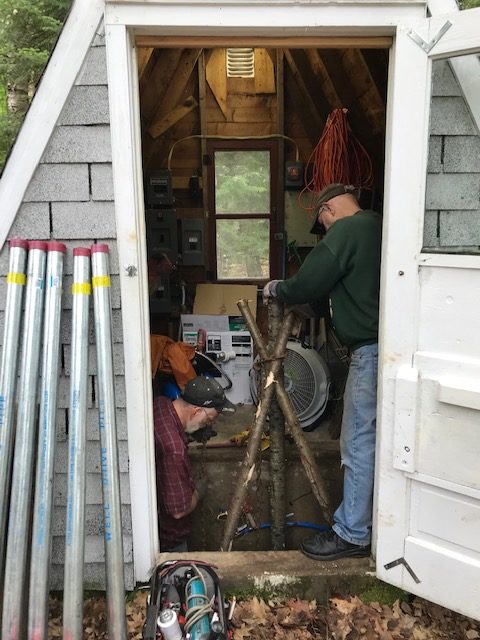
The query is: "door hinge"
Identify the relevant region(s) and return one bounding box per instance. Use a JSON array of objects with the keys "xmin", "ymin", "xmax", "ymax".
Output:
[{"xmin": 407, "ymin": 21, "xmax": 452, "ymax": 54}]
